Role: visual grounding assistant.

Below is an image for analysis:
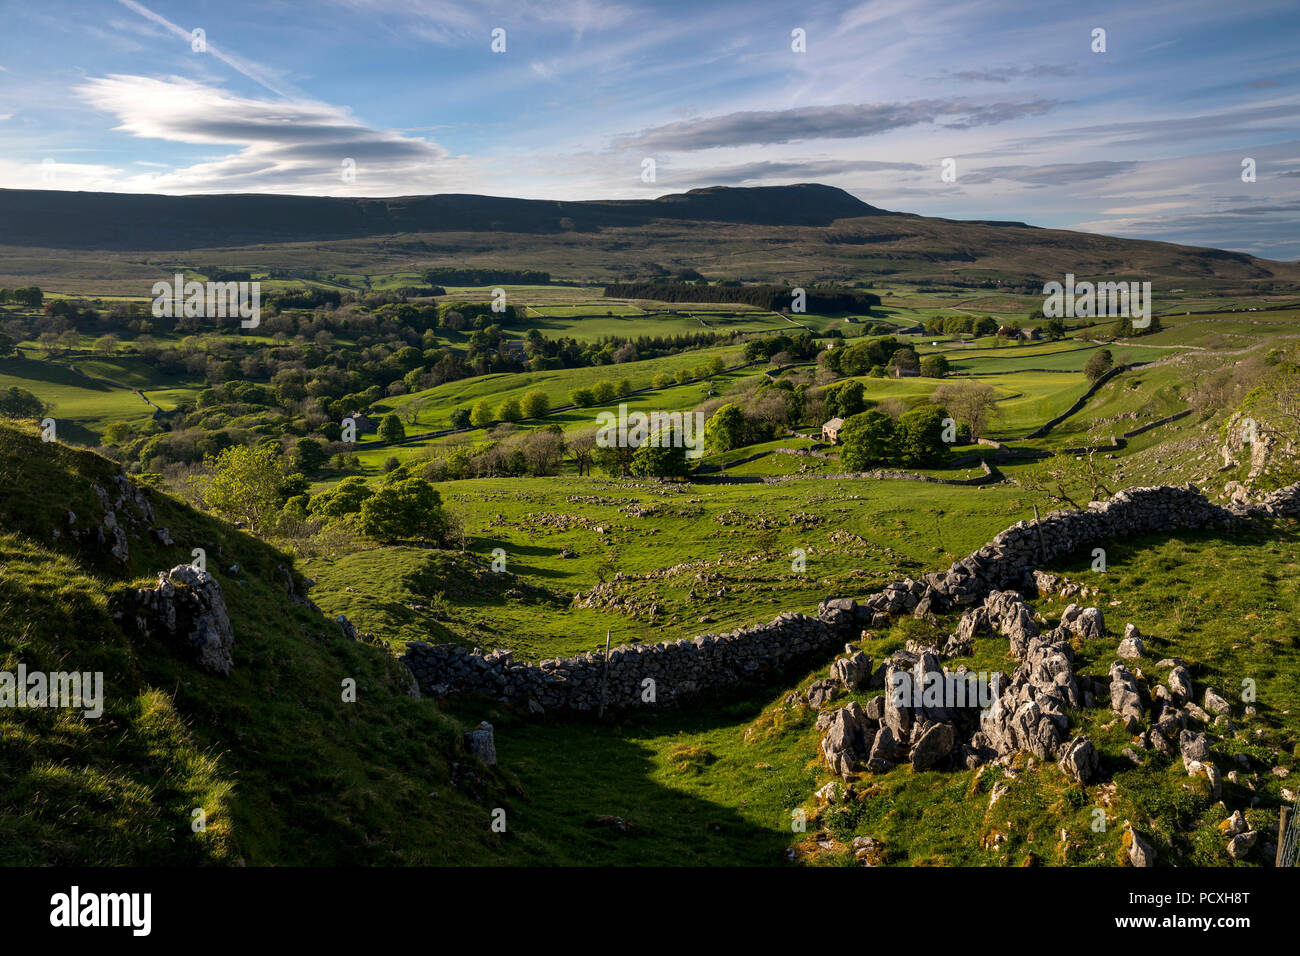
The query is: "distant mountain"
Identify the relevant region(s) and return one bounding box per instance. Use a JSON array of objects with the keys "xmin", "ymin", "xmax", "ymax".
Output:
[
  {"xmin": 0, "ymin": 183, "xmax": 885, "ymax": 250},
  {"xmin": 0, "ymin": 183, "xmax": 1295, "ymax": 292}
]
